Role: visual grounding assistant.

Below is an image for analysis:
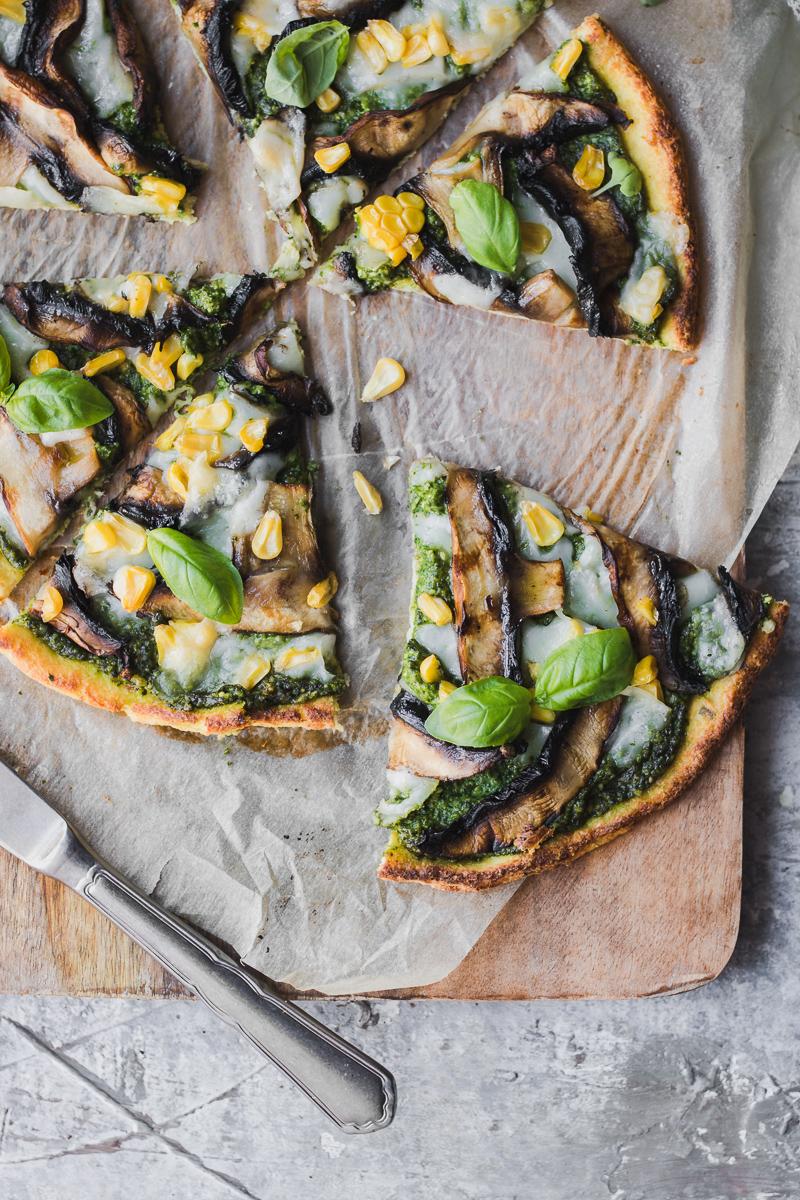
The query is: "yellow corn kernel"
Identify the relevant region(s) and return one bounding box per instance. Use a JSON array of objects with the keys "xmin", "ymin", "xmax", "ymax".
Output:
[
  {"xmin": 417, "ymin": 592, "xmax": 452, "ymax": 626},
  {"xmin": 530, "ymin": 703, "xmax": 557, "ymax": 724},
  {"xmin": 239, "ymin": 417, "xmax": 268, "ymax": 454},
  {"xmin": 235, "ymin": 654, "xmax": 271, "ymax": 690},
  {"xmin": 358, "ymin": 202, "xmax": 379, "ymax": 227},
  {"xmin": 356, "ymin": 28, "xmax": 388, "ymax": 73},
  {"xmin": 620, "ymin": 265, "xmax": 668, "ymax": 327},
  {"xmin": 314, "ymin": 143, "xmax": 351, "ymax": 174},
  {"xmin": 112, "ymin": 565, "xmax": 156, "ymax": 613},
  {"xmin": 314, "ymin": 86, "xmax": 340, "ymax": 113},
  {"xmin": 381, "ymin": 212, "xmax": 407, "ymax": 242},
  {"xmin": 419, "ymin": 653, "xmax": 441, "ymax": 684},
  {"xmin": 402, "ymin": 205, "xmax": 425, "ymax": 234},
  {"xmin": 0, "ymin": 0, "xmax": 26, "ymax": 23},
  {"xmin": 152, "ymin": 334, "xmax": 184, "ymax": 368},
  {"xmin": 107, "ymin": 513, "xmax": 147, "ymax": 554},
  {"xmin": 127, "ymin": 273, "xmax": 152, "ymax": 318},
  {"xmin": 352, "ymin": 470, "xmax": 383, "ymax": 514},
  {"xmin": 573, "ymin": 144, "xmax": 605, "ymax": 191},
  {"xmin": 521, "ymin": 500, "xmax": 565, "ymax": 548},
  {"xmin": 551, "ymin": 36, "xmax": 582, "ymax": 81},
  {"xmin": 29, "ymin": 349, "xmax": 61, "ymax": 375},
  {"xmin": 387, "ymin": 245, "xmax": 408, "ymax": 267},
  {"xmin": 306, "ymin": 572, "xmax": 339, "ymax": 609},
  {"xmin": 232, "ymin": 11, "xmax": 272, "ymax": 51},
  {"xmin": 375, "ymin": 194, "xmax": 402, "ymax": 215},
  {"xmin": 360, "ymin": 356, "xmax": 405, "ymax": 403},
  {"xmin": 135, "ymin": 352, "xmax": 174, "ymax": 392},
  {"xmin": 154, "ymin": 415, "xmax": 187, "ymax": 452},
  {"xmin": 252, "ymin": 510, "xmax": 283, "ymax": 560},
  {"xmin": 275, "ymin": 645, "xmax": 323, "ymax": 674},
  {"xmin": 82, "ymin": 348, "xmax": 126, "ymax": 377},
  {"xmin": 166, "ymin": 459, "xmax": 190, "ymax": 501},
  {"xmin": 139, "ymin": 176, "xmax": 187, "ymax": 212},
  {"xmin": 438, "ymin": 680, "xmax": 457, "ymax": 700},
  {"xmin": 151, "ymin": 274, "xmax": 173, "ymax": 294},
  {"xmin": 427, "ymin": 22, "xmax": 450, "ymax": 57},
  {"xmin": 83, "ymin": 518, "xmax": 118, "ymax": 554},
  {"xmin": 401, "ymin": 33, "xmax": 432, "ymax": 68},
  {"xmin": 402, "ymin": 233, "xmax": 423, "ymax": 261},
  {"xmin": 398, "ymin": 191, "xmax": 425, "ymax": 210},
  {"xmin": 40, "ymin": 584, "xmax": 63, "ymax": 623},
  {"xmin": 187, "ymin": 392, "xmax": 214, "ymax": 411},
  {"xmin": 187, "ymin": 398, "xmax": 233, "ymax": 432},
  {"xmin": 154, "ymin": 619, "xmax": 218, "ymax": 669},
  {"xmin": 175, "ymin": 430, "xmax": 222, "ymax": 461},
  {"xmin": 581, "ymin": 506, "xmax": 604, "ymax": 523},
  {"xmin": 632, "ymin": 655, "xmax": 658, "ymax": 687},
  {"xmin": 636, "ymin": 597, "xmax": 659, "ymax": 627},
  {"xmin": 367, "ymin": 18, "xmax": 406, "ymax": 62},
  {"xmin": 519, "ymin": 221, "xmax": 552, "ymax": 256},
  {"xmin": 176, "ymin": 351, "xmax": 203, "ymax": 381},
  {"xmin": 367, "ymin": 227, "xmax": 399, "ymax": 254},
  {"xmin": 105, "ymin": 294, "xmax": 129, "ymax": 313},
  {"xmin": 450, "ymin": 45, "xmax": 490, "ymax": 66},
  {"xmin": 640, "ymin": 677, "xmax": 665, "ymax": 702}
]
